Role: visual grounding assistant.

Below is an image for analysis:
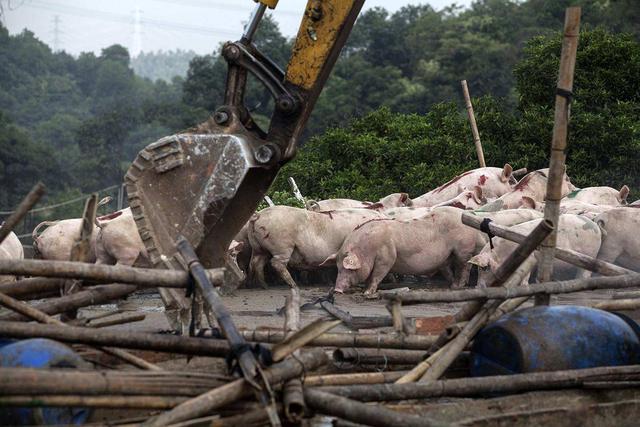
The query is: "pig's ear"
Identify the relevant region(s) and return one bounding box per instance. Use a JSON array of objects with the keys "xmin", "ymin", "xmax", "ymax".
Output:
[
  {"xmin": 400, "ymin": 193, "xmax": 412, "ymax": 206},
  {"xmin": 500, "ymin": 164, "xmax": 513, "ymax": 182},
  {"xmin": 319, "ymin": 253, "xmax": 337, "ymax": 267},
  {"xmin": 619, "ymin": 185, "xmax": 630, "ymax": 204},
  {"xmin": 472, "ymin": 186, "xmax": 485, "ymax": 203},
  {"xmin": 468, "ymin": 253, "xmax": 490, "ymax": 268},
  {"xmin": 342, "ymin": 253, "xmax": 361, "ymax": 270},
  {"xmin": 521, "ymin": 196, "xmax": 537, "ymax": 210}
]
